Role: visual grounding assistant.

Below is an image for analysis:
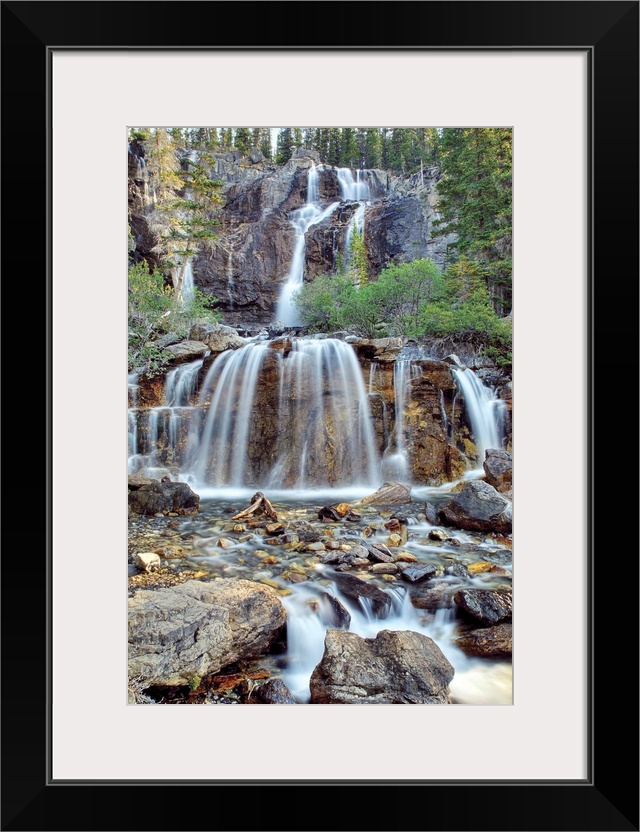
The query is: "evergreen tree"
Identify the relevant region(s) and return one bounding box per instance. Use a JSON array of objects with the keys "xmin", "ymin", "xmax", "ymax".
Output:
[
  {"xmin": 327, "ymin": 128, "xmax": 341, "ymax": 166},
  {"xmin": 220, "ymin": 128, "xmax": 233, "ymax": 149},
  {"xmin": 251, "ymin": 128, "xmax": 262, "ymax": 148},
  {"xmin": 275, "ymin": 128, "xmax": 293, "ymax": 164},
  {"xmin": 347, "ymin": 227, "xmax": 368, "ymax": 286},
  {"xmin": 340, "ymin": 127, "xmax": 358, "ymax": 167},
  {"xmin": 363, "ymin": 128, "xmax": 382, "ymax": 169},
  {"xmin": 259, "ymin": 128, "xmax": 273, "ymax": 159},
  {"xmin": 435, "ymin": 127, "xmax": 512, "ymax": 313},
  {"xmin": 292, "ymin": 128, "xmax": 304, "ymax": 153},
  {"xmin": 234, "ymin": 127, "xmax": 252, "ymax": 154}
]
